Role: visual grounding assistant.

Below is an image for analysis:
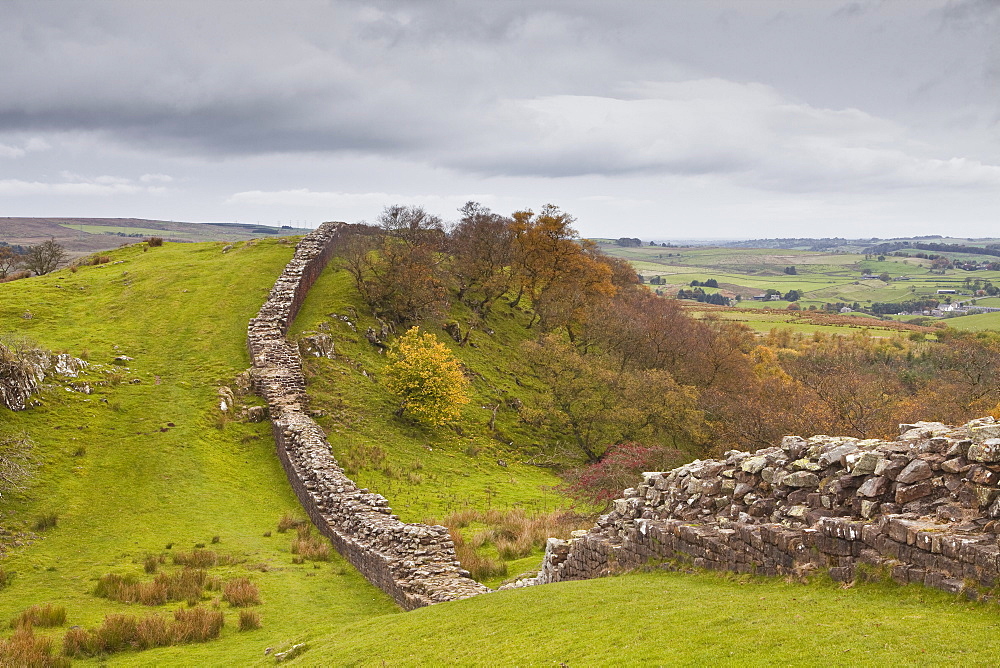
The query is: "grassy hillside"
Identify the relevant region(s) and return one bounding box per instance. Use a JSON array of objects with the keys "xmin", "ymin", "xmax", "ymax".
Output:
[
  {"xmin": 288, "ymin": 259, "xmax": 590, "ymax": 585},
  {"xmin": 0, "ymin": 218, "xmax": 314, "ymax": 256},
  {"xmin": 0, "ymin": 238, "xmax": 399, "ymax": 665},
  {"xmin": 6, "ymin": 237, "xmax": 1000, "ymax": 666},
  {"xmin": 300, "ymin": 570, "xmax": 1000, "ymax": 666}
]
